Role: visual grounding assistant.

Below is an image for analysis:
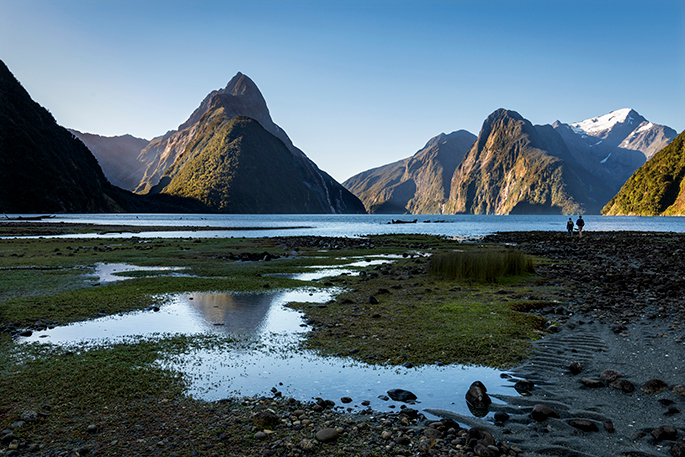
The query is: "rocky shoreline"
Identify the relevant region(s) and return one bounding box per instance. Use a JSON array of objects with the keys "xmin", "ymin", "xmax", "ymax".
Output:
[{"xmin": 2, "ymin": 231, "xmax": 685, "ymax": 456}]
